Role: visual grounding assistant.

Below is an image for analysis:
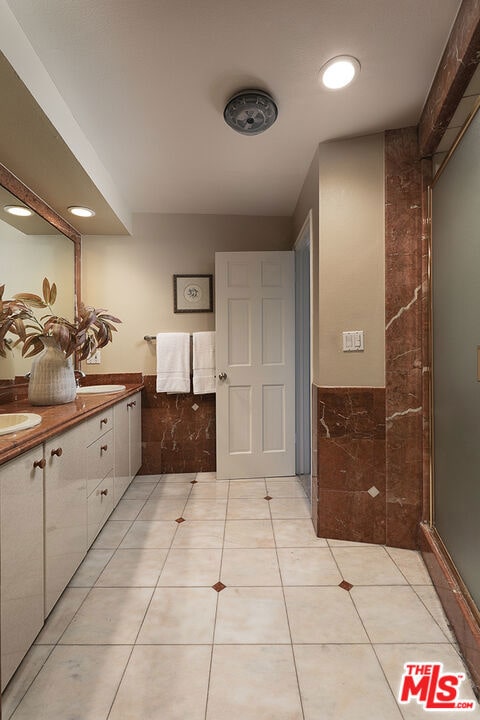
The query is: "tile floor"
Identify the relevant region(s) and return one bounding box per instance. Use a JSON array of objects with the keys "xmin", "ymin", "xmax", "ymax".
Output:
[{"xmin": 3, "ymin": 472, "xmax": 479, "ymax": 719}]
